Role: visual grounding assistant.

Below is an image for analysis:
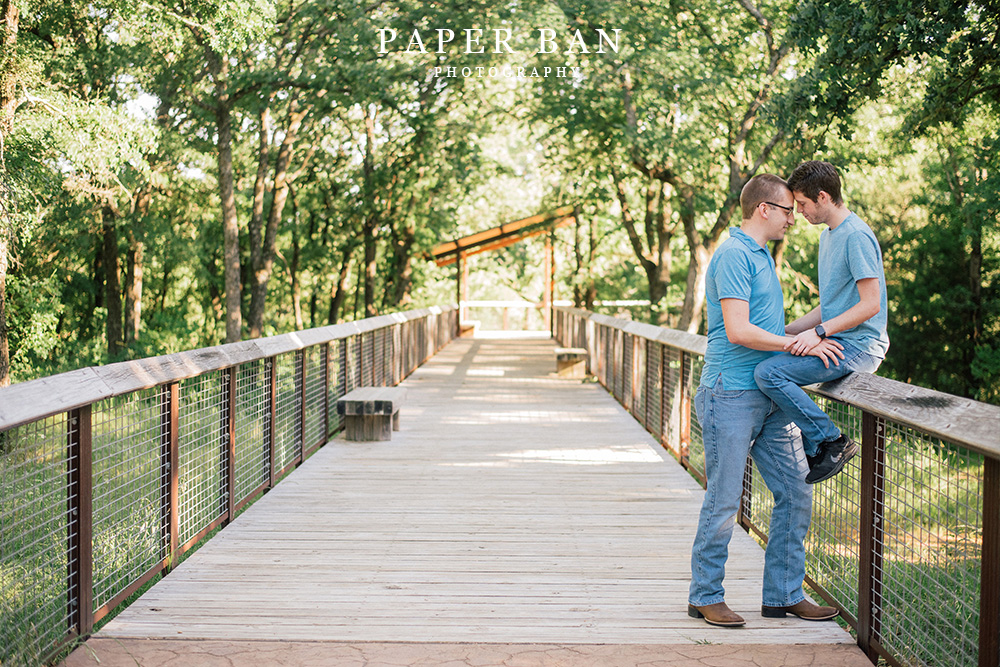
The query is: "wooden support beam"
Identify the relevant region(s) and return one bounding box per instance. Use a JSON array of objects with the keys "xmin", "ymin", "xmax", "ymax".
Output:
[{"xmin": 433, "ymin": 213, "xmax": 575, "ymax": 266}]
